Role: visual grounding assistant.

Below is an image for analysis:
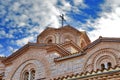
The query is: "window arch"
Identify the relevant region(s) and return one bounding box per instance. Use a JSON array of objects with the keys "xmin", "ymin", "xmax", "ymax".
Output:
[
  {"xmin": 44, "ymin": 35, "xmax": 55, "ymax": 44},
  {"xmin": 47, "ymin": 39, "xmax": 52, "ymax": 43},
  {"xmin": 23, "ymin": 71, "xmax": 29, "ymax": 80},
  {"xmin": 84, "ymin": 48, "xmax": 118, "ymax": 72},
  {"xmin": 22, "ymin": 69, "xmax": 36, "ymax": 80},
  {"xmin": 94, "ymin": 53, "xmax": 117, "ymax": 70},
  {"xmin": 30, "ymin": 70, "xmax": 35, "ymax": 80},
  {"xmin": 100, "ymin": 62, "xmax": 112, "ymax": 70},
  {"xmin": 107, "ymin": 62, "xmax": 112, "ymax": 69}
]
